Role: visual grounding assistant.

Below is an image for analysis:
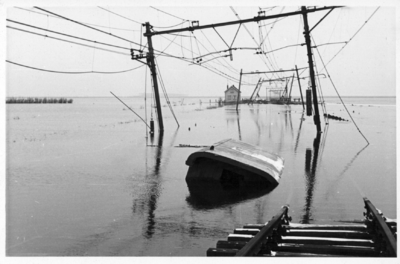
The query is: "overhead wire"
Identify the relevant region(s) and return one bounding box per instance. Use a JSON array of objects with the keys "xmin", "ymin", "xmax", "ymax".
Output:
[
  {"xmin": 97, "ymin": 6, "xmax": 142, "ymax": 25},
  {"xmin": 6, "ymin": 60, "xmax": 142, "ymax": 74},
  {"xmin": 229, "ymin": 5, "xmax": 280, "ymax": 85},
  {"xmin": 311, "ymin": 35, "xmax": 369, "ymax": 145},
  {"xmin": 34, "ymin": 6, "xmax": 145, "ymax": 50},
  {"xmin": 323, "ymin": 7, "xmax": 380, "ymax": 70},
  {"xmin": 155, "ymin": 31, "xmax": 242, "ymax": 80},
  {"xmin": 150, "ymin": 6, "xmax": 189, "ymax": 22},
  {"xmin": 7, "ymin": 25, "xmax": 130, "ymax": 56},
  {"xmin": 154, "ymin": 57, "xmax": 180, "ymax": 127},
  {"xmin": 7, "ymin": 19, "xmax": 131, "ymax": 51},
  {"xmin": 152, "ymin": 21, "xmax": 188, "ymax": 29},
  {"xmin": 31, "ymin": 6, "xmax": 191, "ymax": 63},
  {"xmin": 258, "ymin": 6, "xmax": 286, "ymax": 74},
  {"xmin": 294, "ymin": 14, "xmax": 302, "ymax": 65},
  {"xmin": 14, "ymin": 7, "xmax": 139, "ymax": 32},
  {"xmin": 12, "ymin": 6, "xmax": 263, "ymax": 88},
  {"xmin": 199, "ymin": 30, "xmax": 239, "ymax": 74}
]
